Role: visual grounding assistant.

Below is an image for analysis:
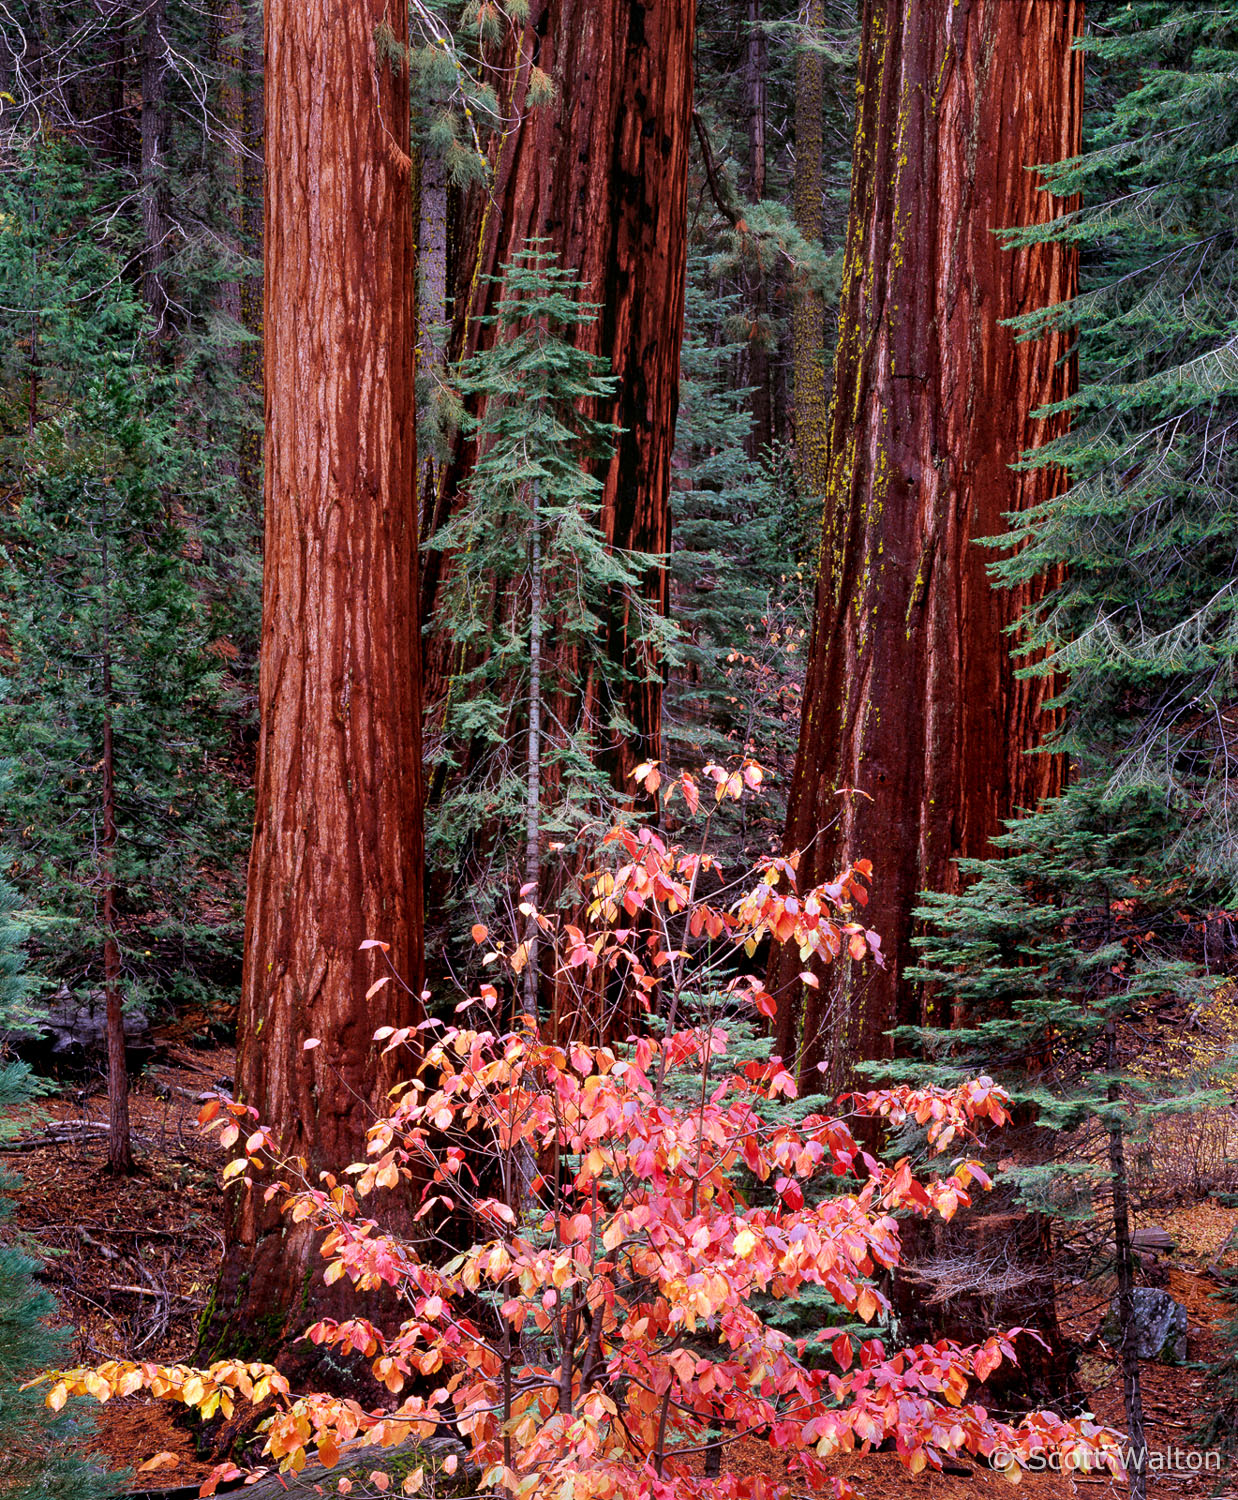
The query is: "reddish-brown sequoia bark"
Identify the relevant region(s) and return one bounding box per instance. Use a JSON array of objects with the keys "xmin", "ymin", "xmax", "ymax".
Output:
[
  {"xmin": 771, "ymin": 0, "xmax": 1082, "ymax": 1089},
  {"xmin": 421, "ymin": 0, "xmax": 695, "ymax": 787},
  {"xmin": 206, "ymin": 0, "xmax": 424, "ymax": 1358}
]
